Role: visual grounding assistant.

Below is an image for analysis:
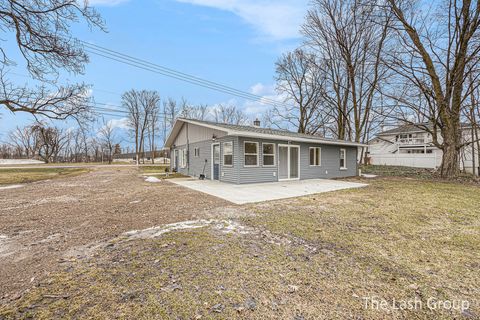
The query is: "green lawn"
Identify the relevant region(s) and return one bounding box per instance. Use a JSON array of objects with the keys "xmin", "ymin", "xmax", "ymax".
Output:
[
  {"xmin": 0, "ymin": 168, "xmax": 90, "ymax": 185},
  {"xmin": 2, "ymin": 178, "xmax": 479, "ymax": 319}
]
